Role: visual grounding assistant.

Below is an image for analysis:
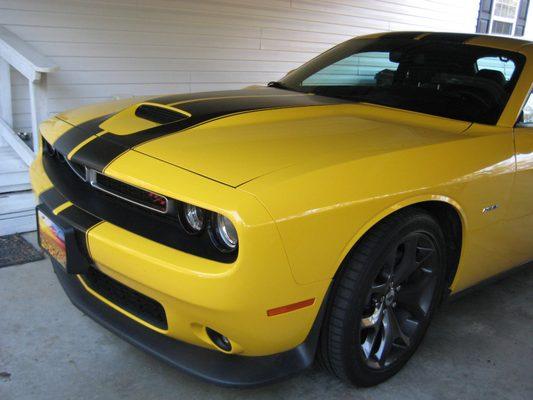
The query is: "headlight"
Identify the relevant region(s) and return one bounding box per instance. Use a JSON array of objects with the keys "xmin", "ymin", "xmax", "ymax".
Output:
[
  {"xmin": 211, "ymin": 213, "xmax": 238, "ymax": 252},
  {"xmin": 178, "ymin": 201, "xmax": 238, "ymax": 254},
  {"xmin": 179, "ymin": 204, "xmax": 206, "ymax": 234}
]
